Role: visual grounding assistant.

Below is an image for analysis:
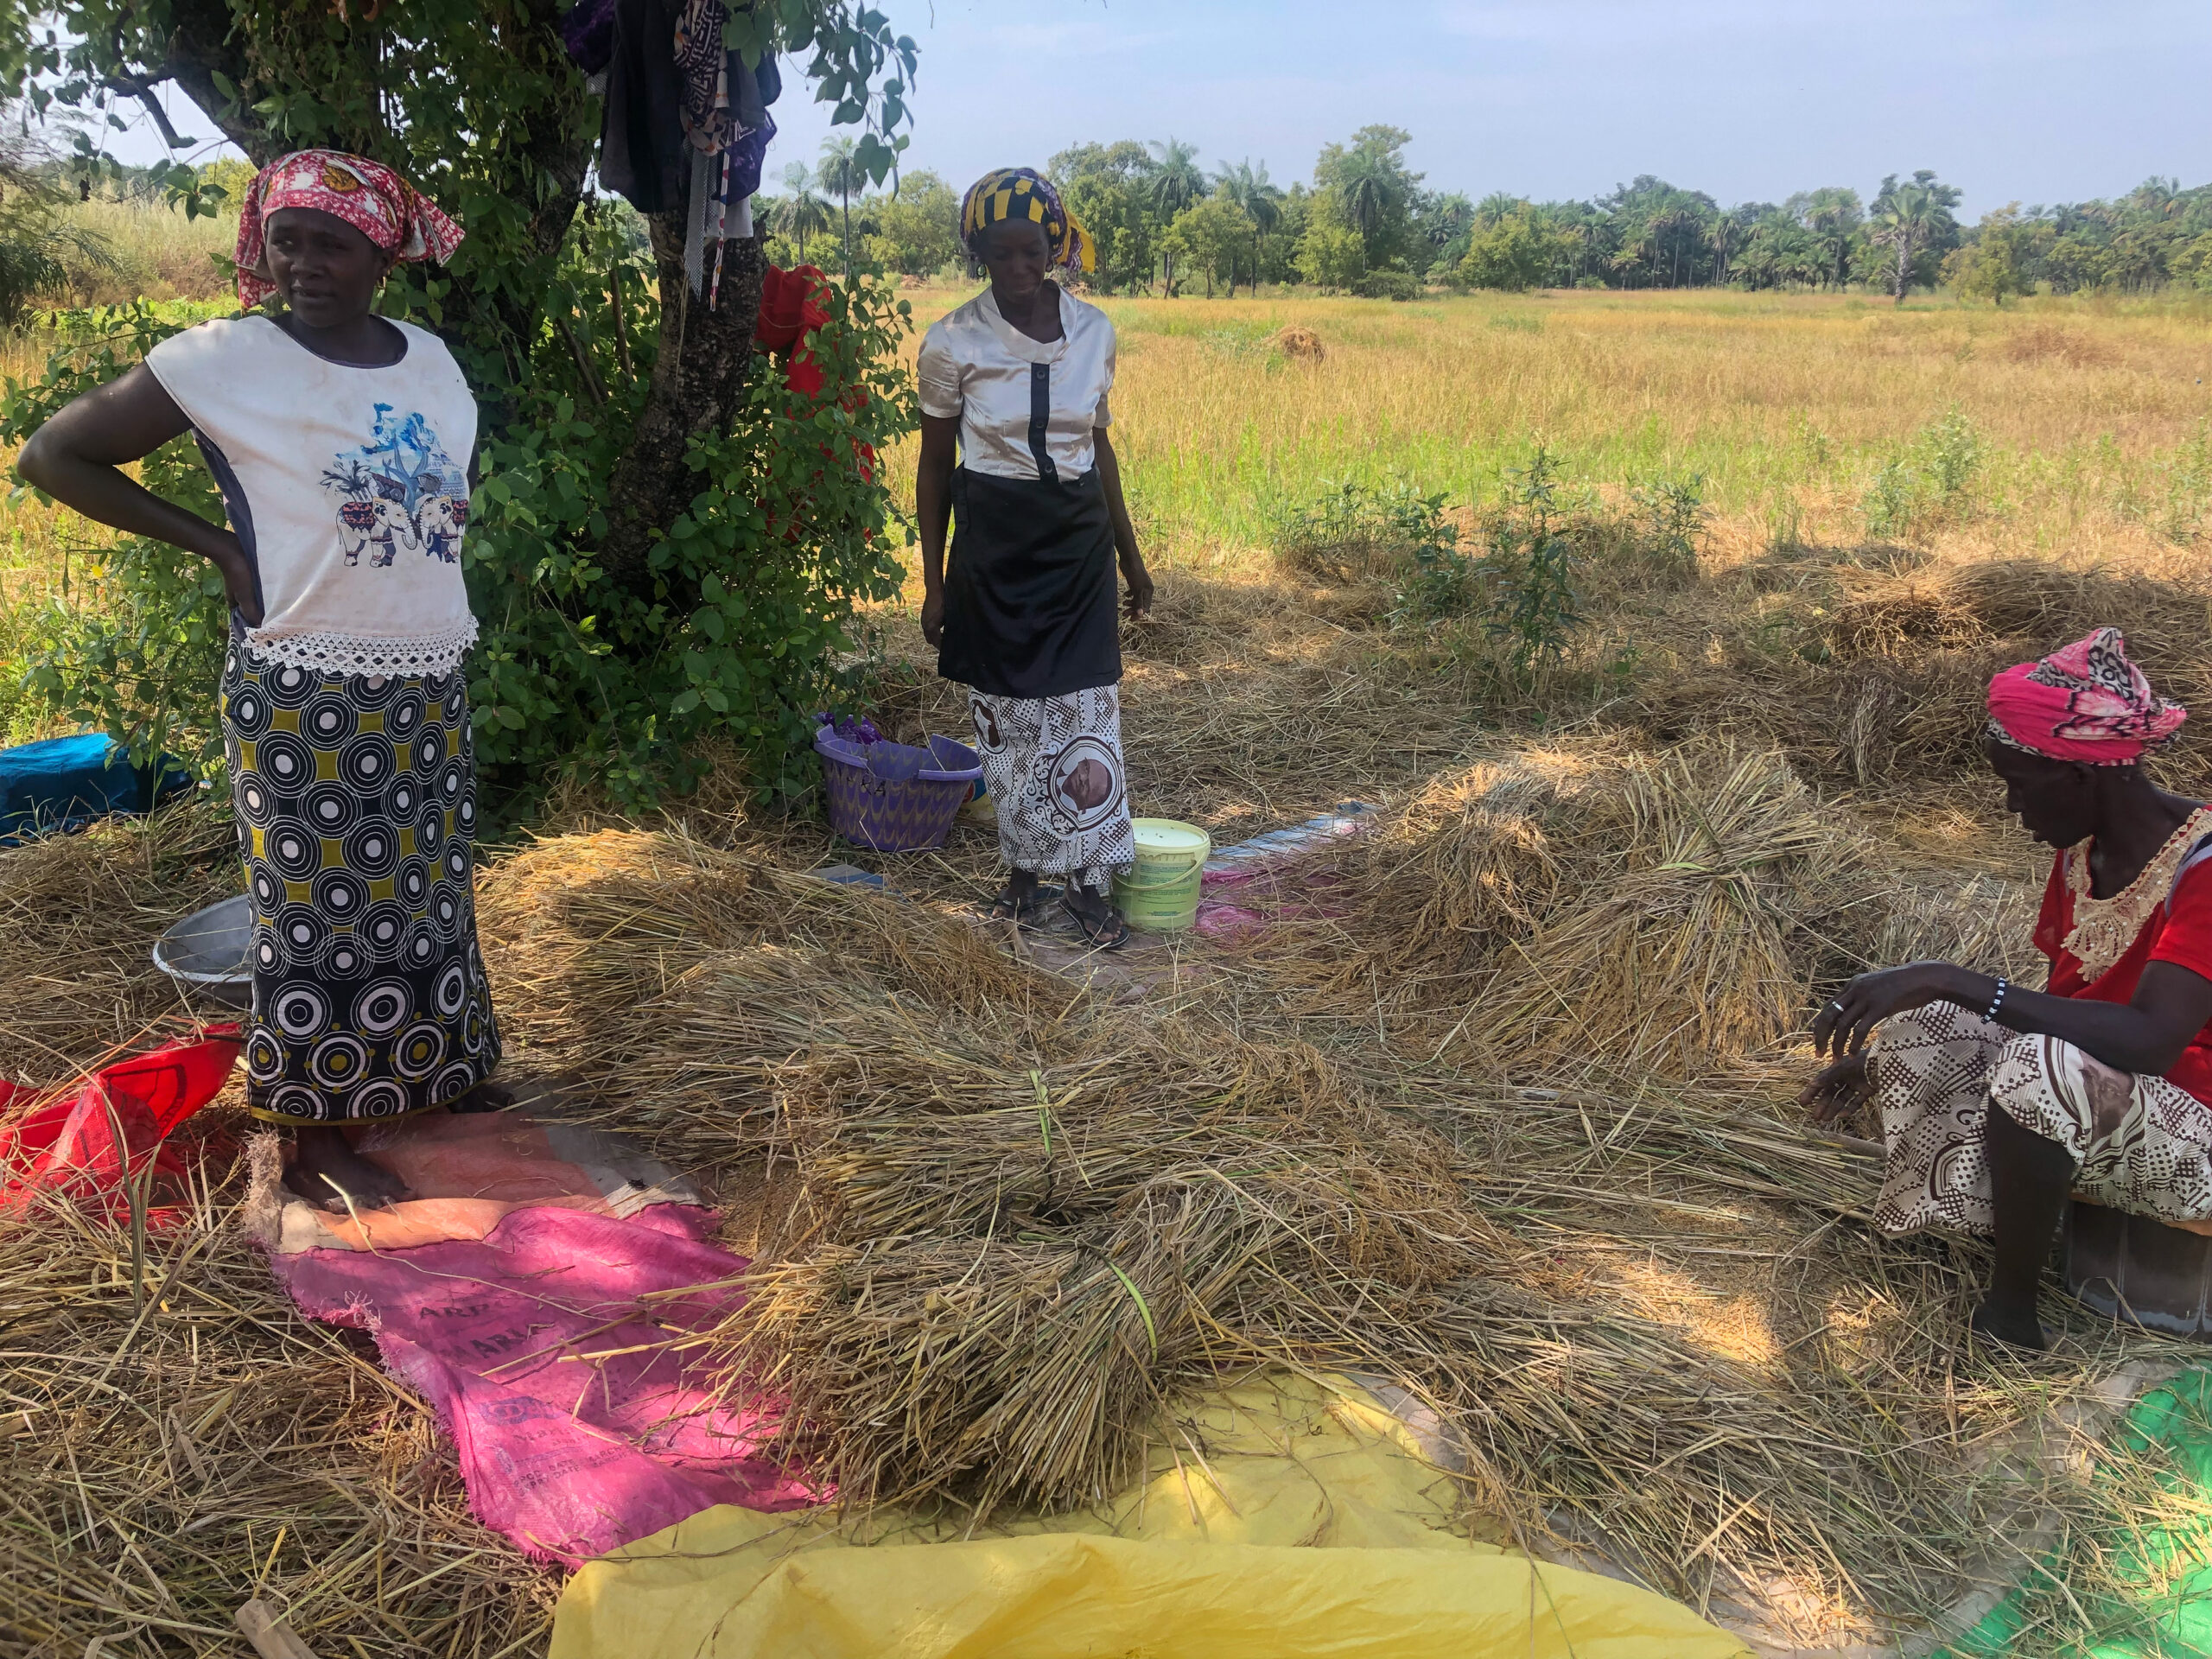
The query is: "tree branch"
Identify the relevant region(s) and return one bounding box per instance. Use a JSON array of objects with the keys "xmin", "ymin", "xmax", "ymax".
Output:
[
  {"xmin": 102, "ymin": 73, "xmax": 188, "ymax": 151},
  {"xmin": 156, "ymin": 0, "xmax": 279, "ymax": 162}
]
